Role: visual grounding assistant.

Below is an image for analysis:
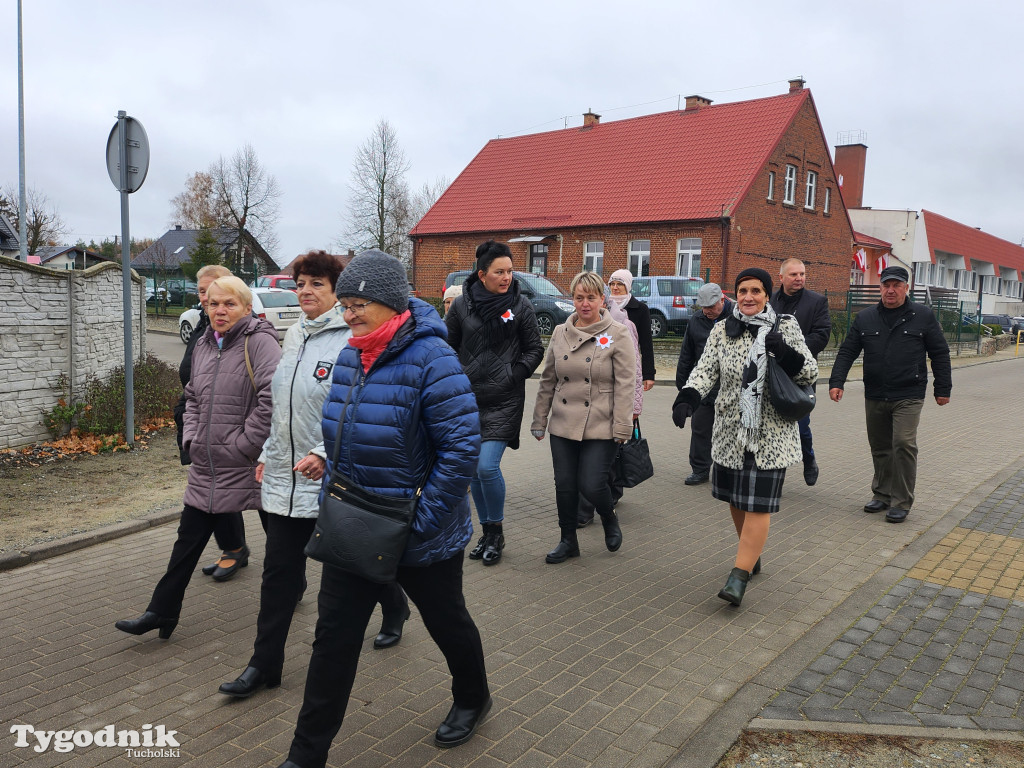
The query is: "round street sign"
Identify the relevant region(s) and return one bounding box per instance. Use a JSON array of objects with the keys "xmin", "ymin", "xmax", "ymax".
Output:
[{"xmin": 105, "ymin": 116, "xmax": 150, "ymax": 193}]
